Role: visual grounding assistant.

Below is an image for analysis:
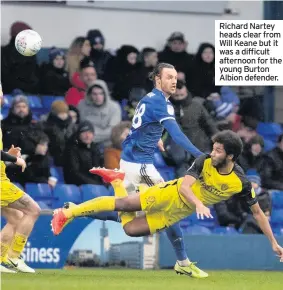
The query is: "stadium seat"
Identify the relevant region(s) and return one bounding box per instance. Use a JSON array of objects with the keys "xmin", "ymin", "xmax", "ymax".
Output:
[
  {"xmin": 27, "ymin": 96, "xmax": 43, "ymax": 108},
  {"xmin": 52, "ymin": 184, "xmax": 82, "ymax": 208},
  {"xmin": 271, "ymin": 209, "xmax": 283, "ymax": 226},
  {"xmin": 25, "ymin": 183, "xmax": 53, "ymax": 206},
  {"xmin": 183, "ymin": 225, "xmax": 211, "ymax": 235},
  {"xmin": 212, "ymin": 226, "xmax": 239, "ymax": 235},
  {"xmin": 263, "ymin": 139, "xmax": 276, "ymax": 152},
  {"xmin": 3, "ymin": 95, "xmax": 12, "ymax": 108},
  {"xmin": 12, "ymin": 182, "xmax": 24, "ymax": 191},
  {"xmin": 257, "ymin": 122, "xmax": 283, "ymax": 143},
  {"xmin": 273, "ymin": 227, "xmax": 283, "ymax": 236},
  {"xmin": 37, "ymin": 201, "xmax": 51, "ymax": 210},
  {"xmin": 271, "ymin": 191, "xmax": 283, "ymax": 209},
  {"xmin": 50, "ymin": 166, "xmax": 64, "ymax": 183},
  {"xmin": 1, "ymin": 108, "xmax": 9, "ymax": 119},
  {"xmin": 80, "ymin": 185, "xmax": 110, "ymax": 202},
  {"xmin": 42, "ymin": 96, "xmax": 65, "ymax": 111}
]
